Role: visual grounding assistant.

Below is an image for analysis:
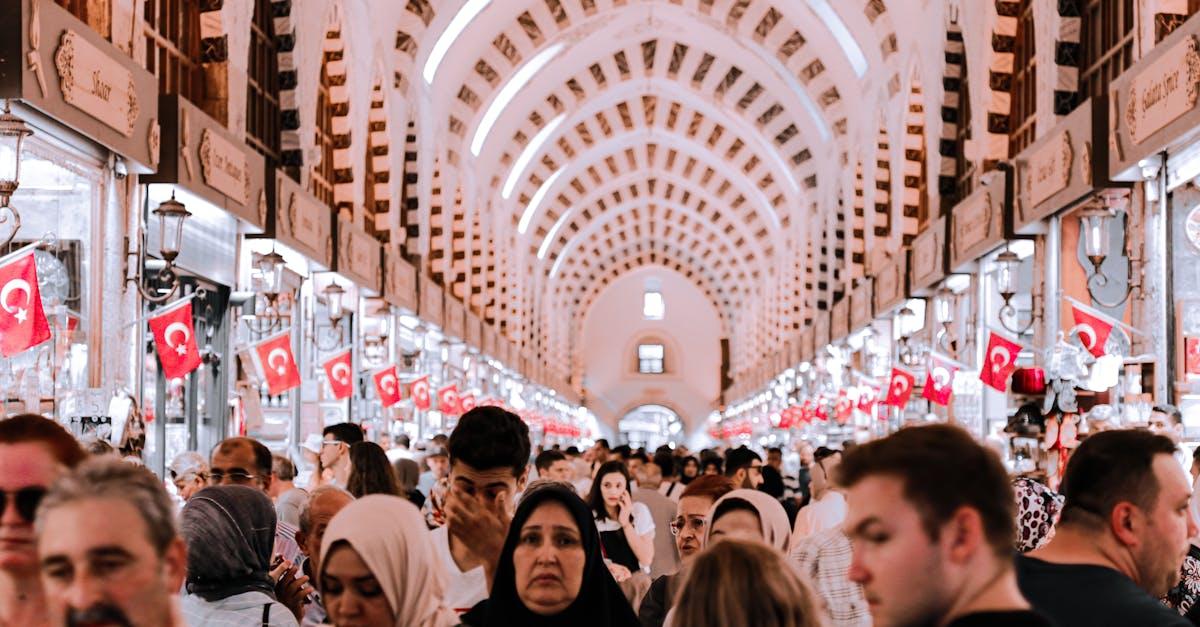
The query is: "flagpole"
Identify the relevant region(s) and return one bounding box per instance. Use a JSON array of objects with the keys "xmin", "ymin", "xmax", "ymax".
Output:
[
  {"xmin": 986, "ymin": 326, "xmax": 1032, "ymax": 351},
  {"xmin": 119, "ymin": 288, "xmax": 208, "ymax": 331},
  {"xmin": 0, "ymin": 233, "xmax": 57, "ymax": 267}
]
